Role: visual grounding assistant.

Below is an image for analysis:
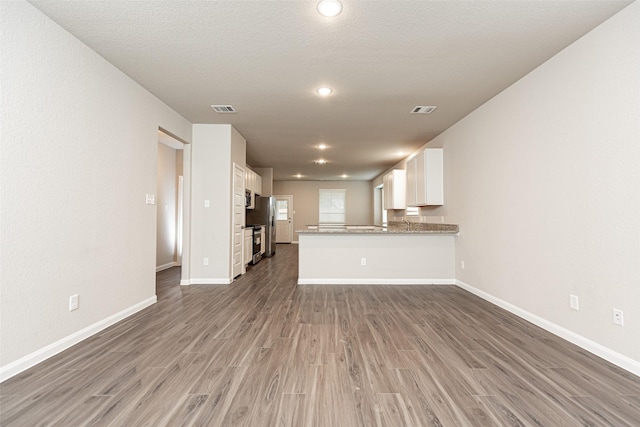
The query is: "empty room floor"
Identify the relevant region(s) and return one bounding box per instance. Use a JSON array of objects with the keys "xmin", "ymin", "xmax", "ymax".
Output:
[{"xmin": 1, "ymin": 244, "xmax": 639, "ymax": 426}]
